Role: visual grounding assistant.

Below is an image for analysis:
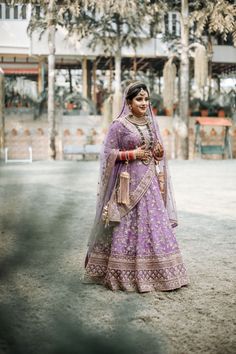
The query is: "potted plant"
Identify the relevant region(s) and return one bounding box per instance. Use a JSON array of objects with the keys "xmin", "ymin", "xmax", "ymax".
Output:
[
  {"xmin": 199, "ymin": 100, "xmax": 210, "ymax": 117},
  {"xmin": 67, "ymin": 100, "xmax": 75, "ymax": 110},
  {"xmin": 217, "ymin": 106, "xmax": 225, "ymax": 117},
  {"xmin": 211, "ymin": 93, "xmax": 232, "ymax": 118},
  {"xmin": 189, "ymin": 98, "xmax": 200, "ymax": 116},
  {"xmin": 150, "ymin": 93, "xmax": 163, "ymax": 116}
]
